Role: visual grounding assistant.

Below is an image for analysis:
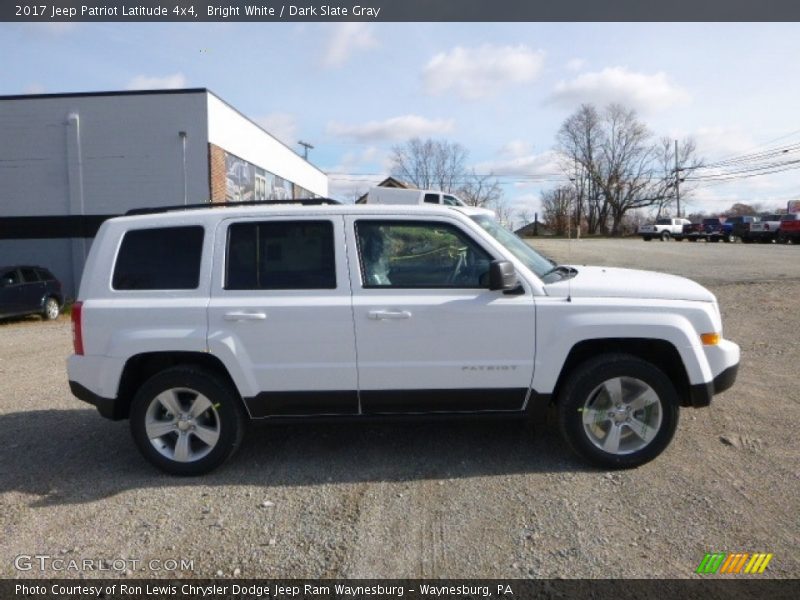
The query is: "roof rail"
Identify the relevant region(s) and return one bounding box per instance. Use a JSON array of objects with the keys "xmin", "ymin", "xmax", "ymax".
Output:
[{"xmin": 125, "ymin": 198, "xmax": 341, "ymax": 216}]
